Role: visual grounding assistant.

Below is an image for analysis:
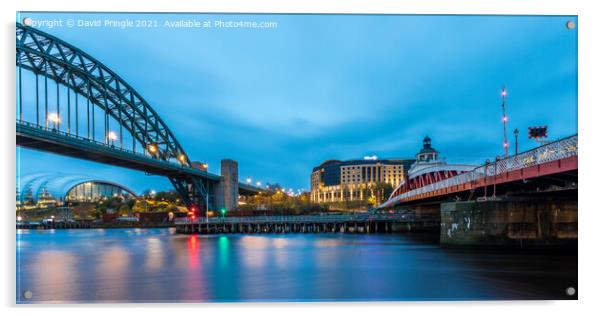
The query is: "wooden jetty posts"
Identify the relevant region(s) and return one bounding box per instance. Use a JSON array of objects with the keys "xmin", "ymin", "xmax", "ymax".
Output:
[{"xmin": 175, "ymin": 214, "xmax": 439, "ymax": 234}]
